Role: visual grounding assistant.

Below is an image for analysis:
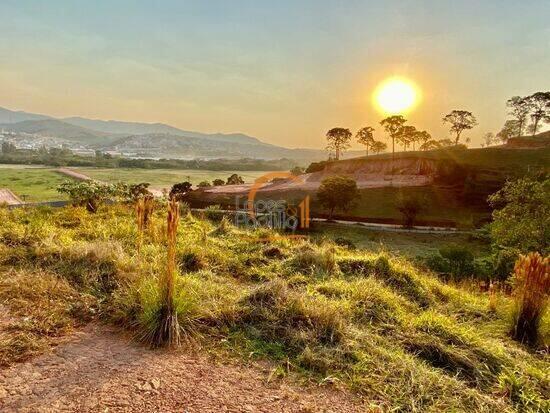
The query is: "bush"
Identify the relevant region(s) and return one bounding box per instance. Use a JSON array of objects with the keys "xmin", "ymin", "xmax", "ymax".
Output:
[
  {"xmin": 197, "ymin": 180, "xmax": 211, "ymax": 188},
  {"xmin": 438, "ymin": 245, "xmax": 475, "ymax": 279},
  {"xmin": 396, "ymin": 194, "xmax": 425, "ymax": 228},
  {"xmin": 204, "ymin": 204, "xmax": 223, "ymax": 222}
]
